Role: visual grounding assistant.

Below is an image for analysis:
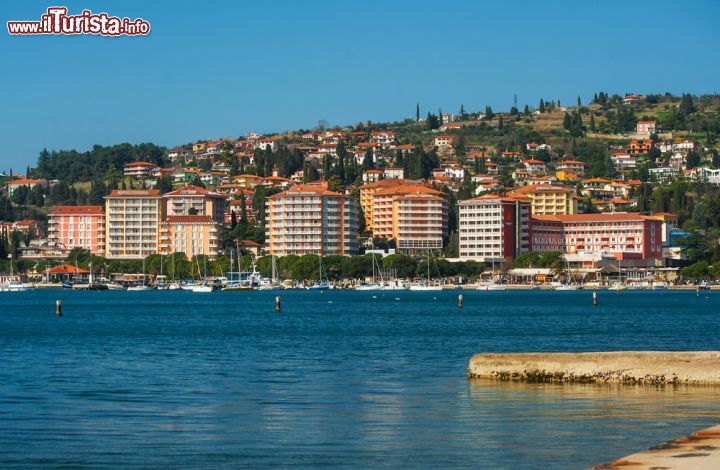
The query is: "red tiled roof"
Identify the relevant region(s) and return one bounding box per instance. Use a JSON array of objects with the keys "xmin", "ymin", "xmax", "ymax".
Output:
[
  {"xmin": 49, "ymin": 205, "xmax": 104, "ymax": 215},
  {"xmin": 47, "ymin": 263, "xmax": 90, "ymax": 274},
  {"xmin": 532, "ymin": 213, "xmax": 650, "ymax": 222},
  {"xmin": 5, "ymin": 178, "xmax": 45, "ymax": 185},
  {"xmin": 106, "ymin": 190, "xmax": 161, "ymax": 197},
  {"xmin": 165, "ymin": 215, "xmax": 214, "ymax": 223},
  {"xmin": 164, "ymin": 185, "xmax": 219, "ymax": 196}
]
